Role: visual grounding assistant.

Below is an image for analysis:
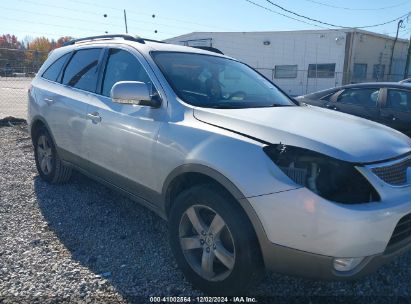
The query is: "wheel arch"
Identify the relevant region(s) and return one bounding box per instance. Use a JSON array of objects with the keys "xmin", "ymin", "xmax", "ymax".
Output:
[
  {"xmin": 30, "ymin": 115, "xmax": 56, "ymax": 145},
  {"xmin": 162, "ymin": 164, "xmax": 269, "ymax": 264}
]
